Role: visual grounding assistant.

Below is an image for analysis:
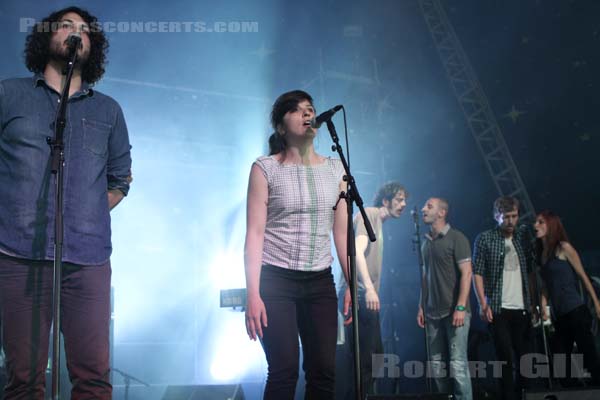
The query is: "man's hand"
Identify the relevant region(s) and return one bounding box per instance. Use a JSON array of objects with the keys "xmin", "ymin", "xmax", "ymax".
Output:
[
  {"xmin": 107, "ymin": 189, "xmax": 125, "ymax": 210},
  {"xmin": 479, "ymin": 304, "xmax": 493, "ymax": 323},
  {"xmin": 365, "ymin": 287, "xmax": 380, "ymax": 311},
  {"xmin": 343, "ymin": 287, "xmax": 353, "ymax": 325},
  {"xmin": 452, "ymin": 310, "xmax": 466, "ymax": 327},
  {"xmin": 417, "ymin": 306, "xmax": 425, "ymax": 328}
]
